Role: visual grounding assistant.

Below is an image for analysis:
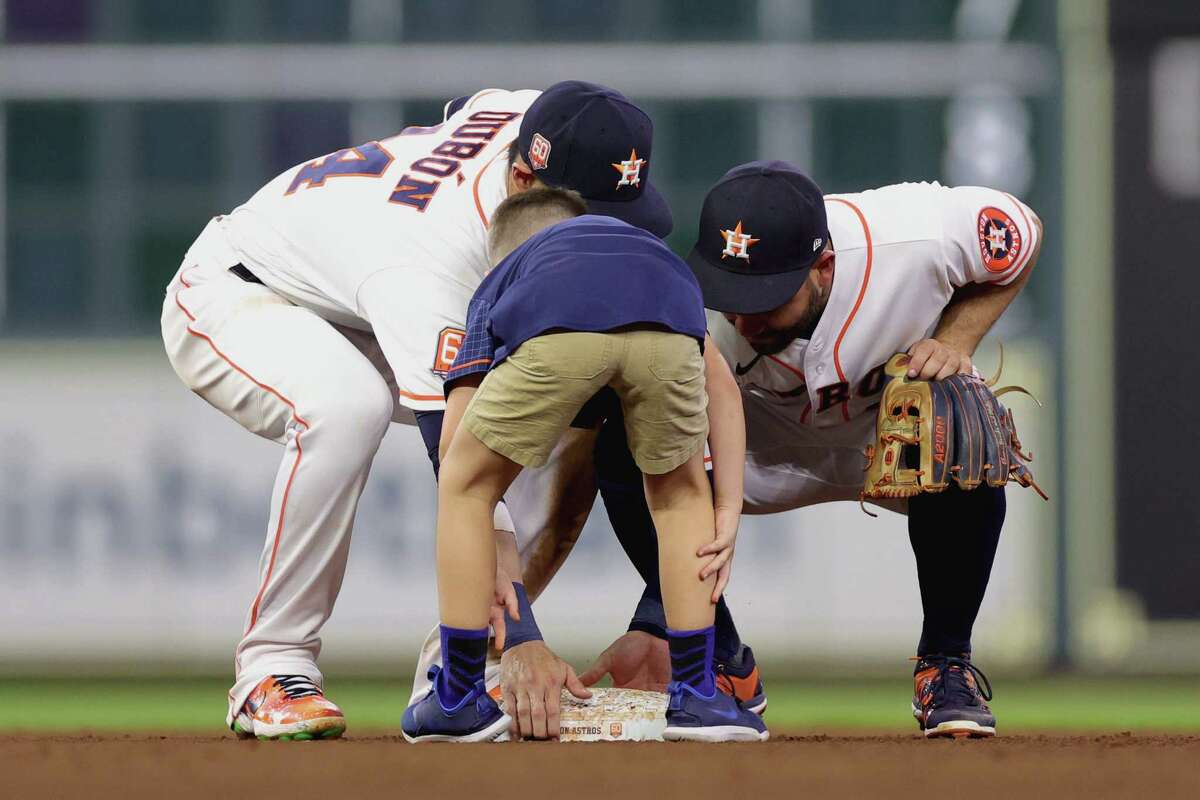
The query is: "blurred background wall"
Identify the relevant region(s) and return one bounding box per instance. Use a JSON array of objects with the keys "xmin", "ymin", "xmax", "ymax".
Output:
[{"xmin": 0, "ymin": 0, "xmax": 1185, "ymax": 676}]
